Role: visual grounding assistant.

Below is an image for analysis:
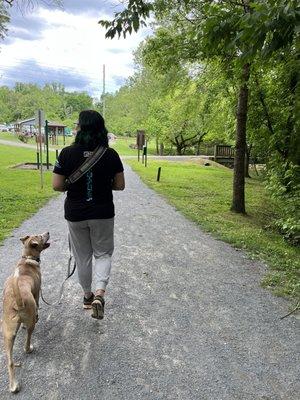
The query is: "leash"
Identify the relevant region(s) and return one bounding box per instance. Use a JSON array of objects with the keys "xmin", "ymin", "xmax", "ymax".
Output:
[{"xmin": 41, "ymin": 235, "xmax": 76, "ymax": 306}]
